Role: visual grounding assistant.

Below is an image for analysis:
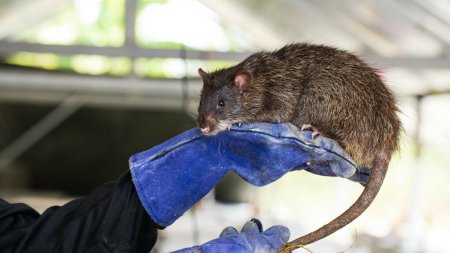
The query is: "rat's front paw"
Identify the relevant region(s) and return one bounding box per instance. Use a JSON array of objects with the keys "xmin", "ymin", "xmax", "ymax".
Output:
[{"xmin": 301, "ymin": 123, "xmax": 321, "ymax": 138}]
